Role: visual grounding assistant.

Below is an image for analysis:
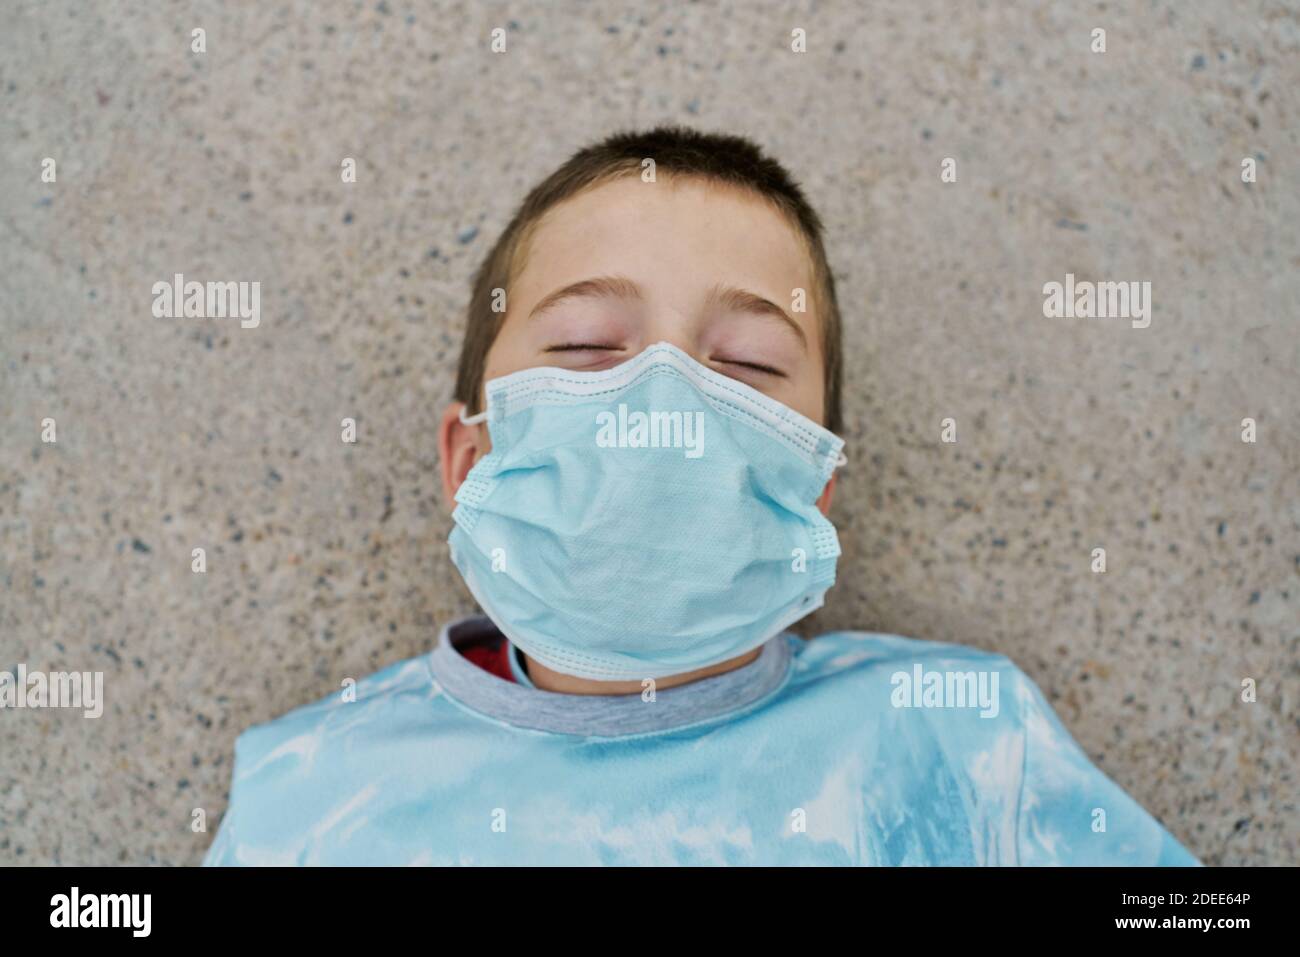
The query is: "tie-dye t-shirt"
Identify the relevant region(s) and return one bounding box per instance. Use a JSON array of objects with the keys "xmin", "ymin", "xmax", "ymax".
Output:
[{"xmin": 203, "ymin": 616, "xmax": 1199, "ymax": 866}]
